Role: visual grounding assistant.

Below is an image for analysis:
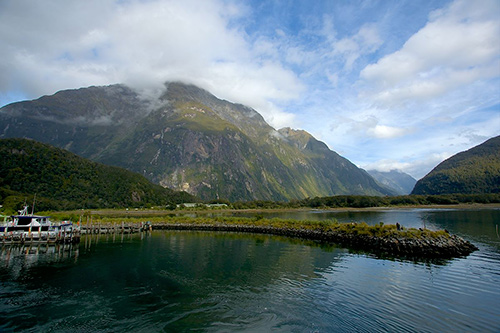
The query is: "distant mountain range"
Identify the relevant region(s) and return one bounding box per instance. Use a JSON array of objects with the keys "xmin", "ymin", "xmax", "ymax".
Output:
[
  {"xmin": 0, "ymin": 138, "xmax": 196, "ymax": 211},
  {"xmin": 0, "ymin": 82, "xmax": 394, "ymax": 201},
  {"xmin": 368, "ymin": 170, "xmax": 417, "ymax": 195},
  {"xmin": 412, "ymin": 136, "xmax": 500, "ymax": 195}
]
